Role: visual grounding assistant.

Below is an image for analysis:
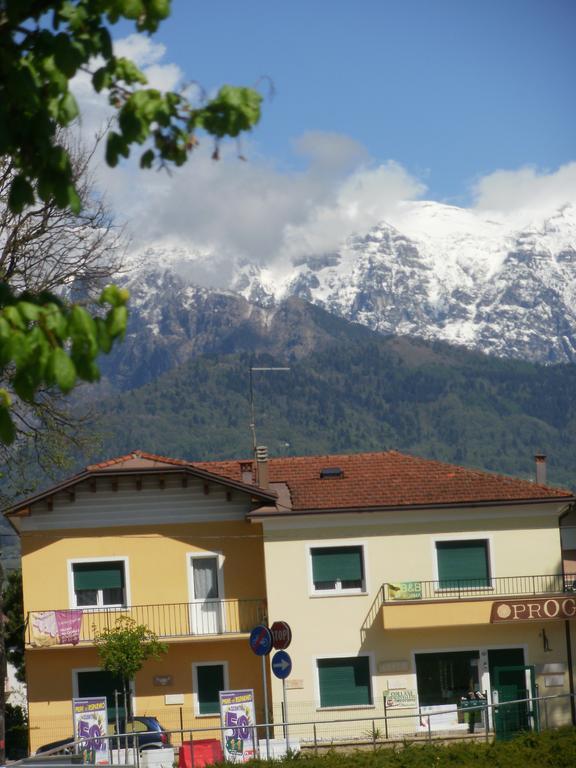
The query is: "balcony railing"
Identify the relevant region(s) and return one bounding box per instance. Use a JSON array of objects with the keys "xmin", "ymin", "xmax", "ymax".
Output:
[
  {"xmin": 382, "ymin": 573, "xmax": 576, "ymax": 603},
  {"xmin": 26, "ymin": 598, "xmax": 267, "ymax": 647}
]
